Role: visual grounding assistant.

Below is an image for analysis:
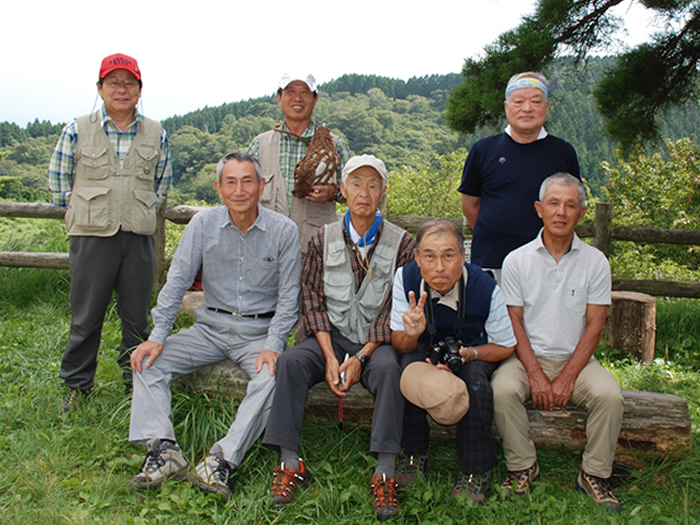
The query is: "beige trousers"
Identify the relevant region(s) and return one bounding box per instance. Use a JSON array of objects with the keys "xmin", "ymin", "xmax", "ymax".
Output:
[{"xmin": 492, "ymin": 355, "xmax": 624, "ymax": 478}]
